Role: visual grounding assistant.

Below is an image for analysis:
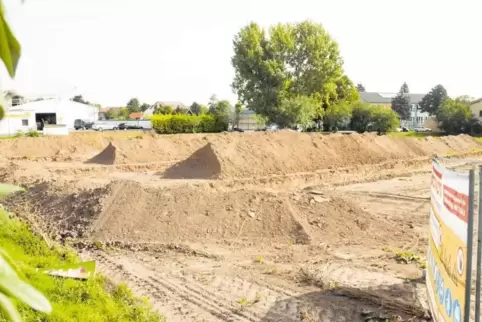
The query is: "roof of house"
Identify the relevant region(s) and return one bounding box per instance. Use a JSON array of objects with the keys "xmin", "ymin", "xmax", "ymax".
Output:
[
  {"xmin": 128, "ymin": 112, "xmax": 143, "ymax": 119},
  {"xmin": 99, "ymin": 107, "xmax": 122, "ymax": 113},
  {"xmin": 153, "ymin": 101, "xmax": 187, "ymax": 108},
  {"xmin": 471, "ymin": 98, "xmax": 482, "ymax": 105},
  {"xmin": 359, "ymin": 92, "xmax": 425, "ymax": 104}
]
